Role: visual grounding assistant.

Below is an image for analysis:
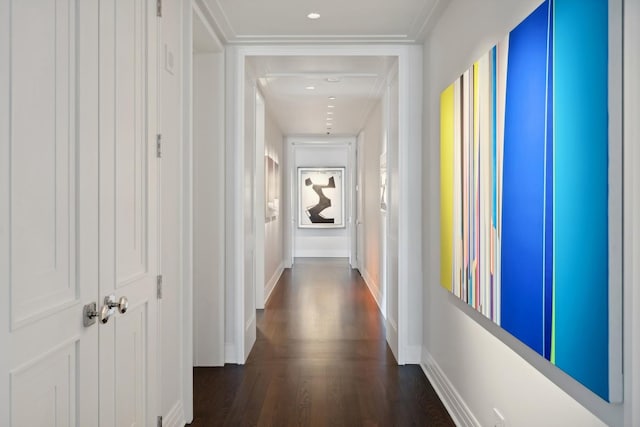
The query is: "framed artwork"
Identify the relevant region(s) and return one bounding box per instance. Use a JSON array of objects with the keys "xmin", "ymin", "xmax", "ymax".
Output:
[
  {"xmin": 439, "ymin": 0, "xmax": 621, "ymax": 402},
  {"xmin": 298, "ymin": 167, "xmax": 345, "ymax": 228},
  {"xmin": 380, "ymin": 153, "xmax": 388, "ymax": 212},
  {"xmin": 265, "ymin": 155, "xmax": 279, "ymax": 220}
]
